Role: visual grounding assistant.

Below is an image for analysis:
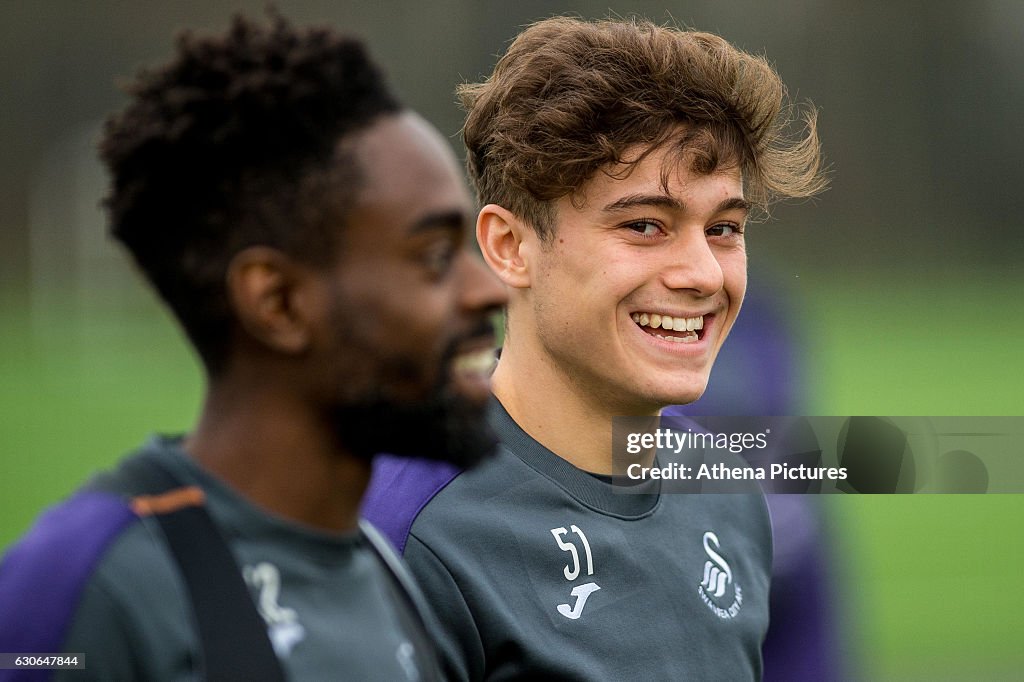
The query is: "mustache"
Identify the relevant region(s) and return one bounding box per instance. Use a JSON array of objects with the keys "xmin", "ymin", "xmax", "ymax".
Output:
[{"xmin": 439, "ymin": 316, "xmax": 499, "ymax": 366}]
